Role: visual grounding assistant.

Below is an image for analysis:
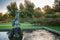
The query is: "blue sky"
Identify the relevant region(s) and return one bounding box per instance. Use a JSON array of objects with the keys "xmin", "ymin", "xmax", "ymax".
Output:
[
  {"xmin": 0, "ymin": 0, "xmax": 24, "ymax": 14},
  {"xmin": 0, "ymin": 0, "xmax": 54, "ymax": 14},
  {"xmin": 0, "ymin": 0, "xmax": 12, "ymax": 11}
]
